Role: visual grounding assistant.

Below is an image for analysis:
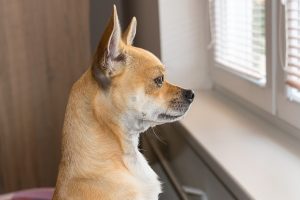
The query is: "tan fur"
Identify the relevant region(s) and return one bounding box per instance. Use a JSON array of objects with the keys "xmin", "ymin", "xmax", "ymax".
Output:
[{"xmin": 53, "ymin": 6, "xmax": 193, "ymax": 200}]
